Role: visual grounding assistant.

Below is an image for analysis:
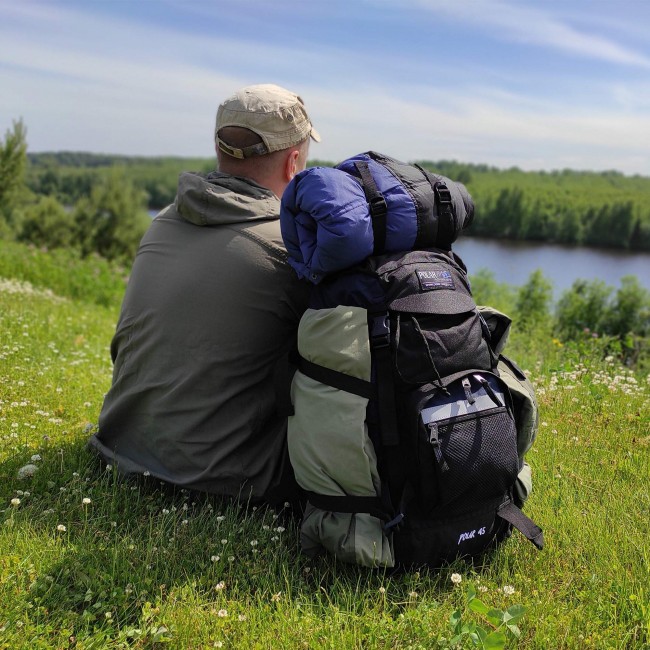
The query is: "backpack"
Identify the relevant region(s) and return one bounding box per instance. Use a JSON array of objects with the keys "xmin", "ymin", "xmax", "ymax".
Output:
[{"xmin": 280, "ymin": 152, "xmax": 543, "ymax": 568}]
